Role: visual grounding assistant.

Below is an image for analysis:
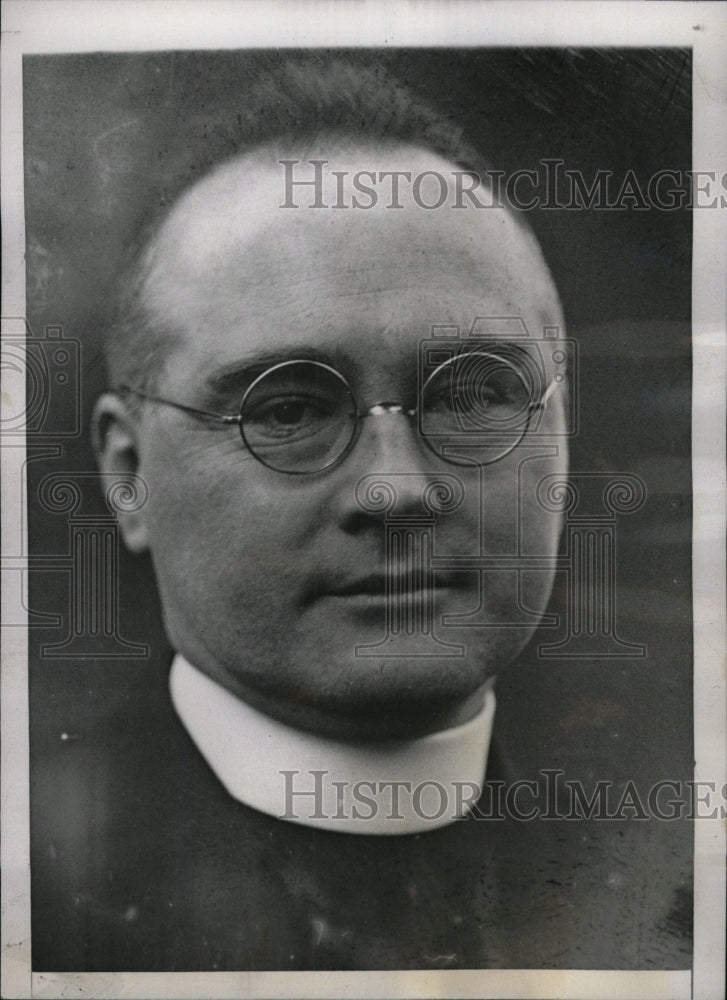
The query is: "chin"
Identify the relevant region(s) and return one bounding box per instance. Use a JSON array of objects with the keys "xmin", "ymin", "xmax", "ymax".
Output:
[
  {"xmin": 283, "ymin": 649, "xmax": 498, "ymax": 739},
  {"xmin": 304, "ymin": 679, "xmax": 490, "ymax": 740}
]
